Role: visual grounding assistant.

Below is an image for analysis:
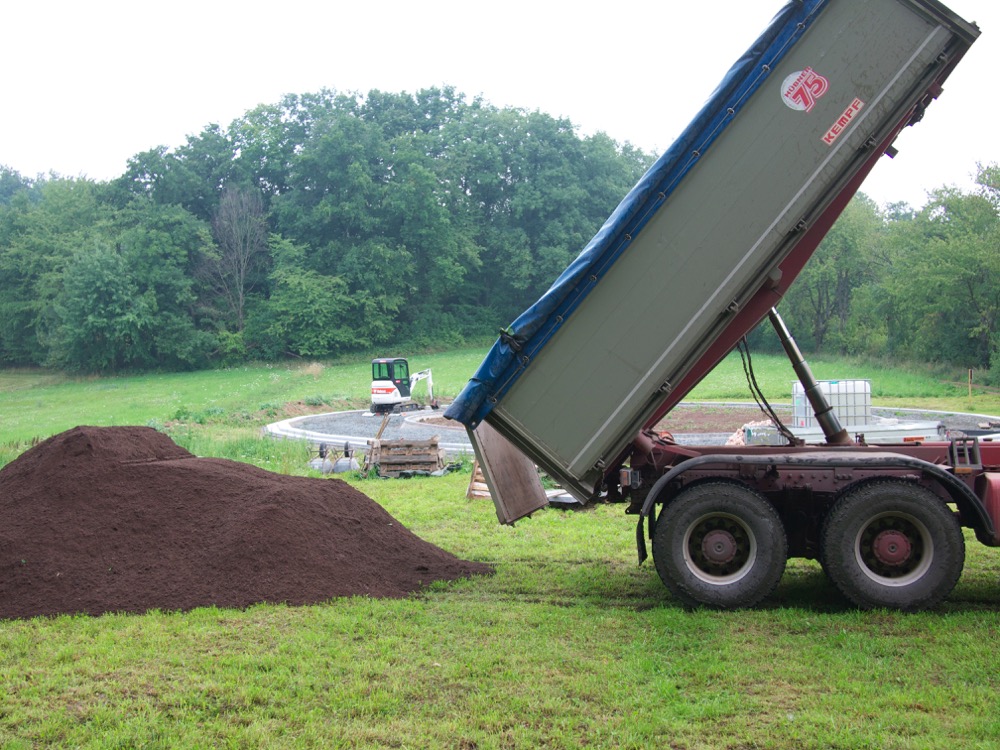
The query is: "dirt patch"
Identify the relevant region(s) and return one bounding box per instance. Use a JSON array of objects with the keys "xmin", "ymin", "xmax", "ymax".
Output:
[
  {"xmin": 420, "ymin": 404, "xmax": 788, "ymax": 434},
  {"xmin": 652, "ymin": 403, "xmax": 790, "ymax": 434},
  {"xmin": 0, "ymin": 426, "xmax": 492, "ymax": 620},
  {"xmin": 417, "ymin": 415, "xmax": 464, "ymax": 429}
]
